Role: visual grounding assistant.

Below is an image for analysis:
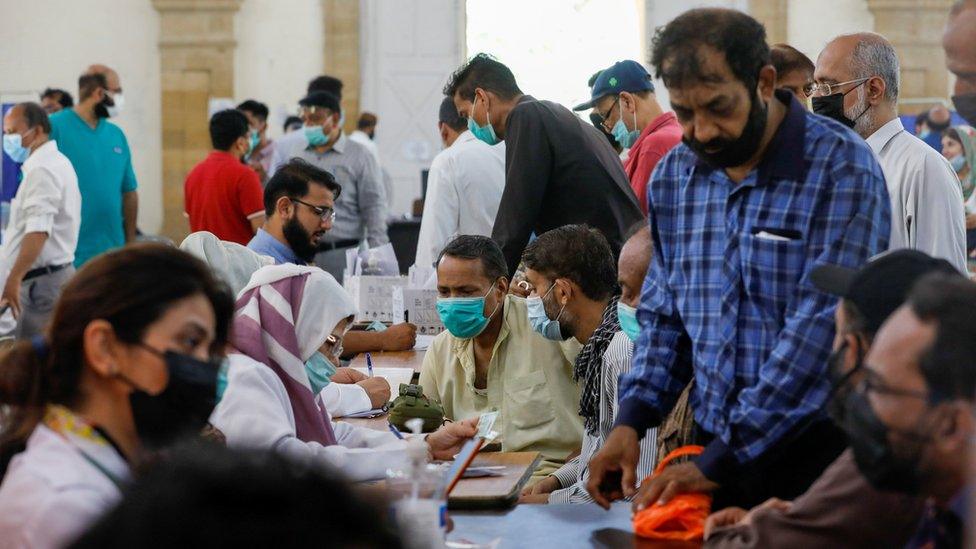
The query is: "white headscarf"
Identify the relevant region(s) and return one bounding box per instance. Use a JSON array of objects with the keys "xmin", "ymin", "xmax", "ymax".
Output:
[
  {"xmin": 233, "ymin": 264, "xmax": 358, "ymax": 445},
  {"xmin": 237, "ymin": 264, "xmax": 357, "ymax": 363},
  {"xmin": 180, "ymin": 232, "xmax": 274, "ymax": 296}
]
